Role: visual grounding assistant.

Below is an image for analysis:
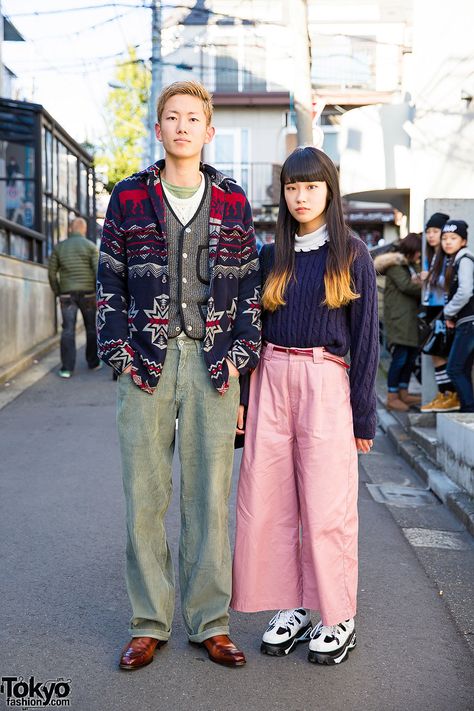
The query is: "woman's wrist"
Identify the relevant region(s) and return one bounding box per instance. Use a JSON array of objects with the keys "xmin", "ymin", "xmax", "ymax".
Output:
[{"xmin": 226, "ymin": 358, "xmax": 240, "ymax": 378}]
